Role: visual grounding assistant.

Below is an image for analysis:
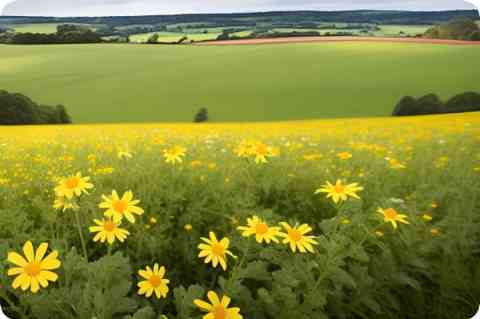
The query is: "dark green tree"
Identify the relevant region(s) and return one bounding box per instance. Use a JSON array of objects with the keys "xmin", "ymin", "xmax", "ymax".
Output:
[{"xmin": 194, "ymin": 108, "xmax": 209, "ymax": 123}]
